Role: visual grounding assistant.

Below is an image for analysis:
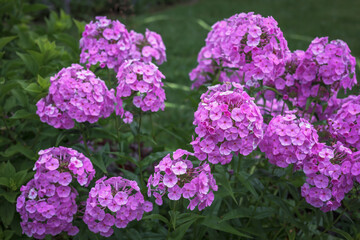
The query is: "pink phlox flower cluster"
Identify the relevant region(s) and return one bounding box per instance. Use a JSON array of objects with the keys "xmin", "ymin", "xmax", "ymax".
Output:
[
  {"xmin": 115, "ymin": 59, "xmax": 166, "ymax": 123},
  {"xmin": 147, "ymin": 149, "xmax": 218, "ymax": 211},
  {"xmin": 129, "ymin": 29, "xmax": 166, "ymax": 65},
  {"xmin": 33, "ymin": 146, "xmax": 96, "ymax": 187},
  {"xmin": 189, "ymin": 12, "xmax": 290, "ymax": 89},
  {"xmin": 83, "ymin": 176, "xmax": 152, "ymax": 237},
  {"xmin": 80, "ymin": 16, "xmax": 131, "ymax": 70},
  {"xmin": 36, "ymin": 64, "xmax": 115, "ymax": 129},
  {"xmin": 328, "ymin": 95, "xmax": 360, "ymax": 150},
  {"xmin": 259, "ymin": 113, "xmax": 319, "ymax": 169},
  {"xmin": 191, "ymin": 82, "xmax": 263, "ymax": 164},
  {"xmin": 295, "ymin": 37, "xmax": 356, "ymax": 92},
  {"xmin": 16, "ymin": 179, "xmax": 79, "ymax": 239},
  {"xmin": 288, "ymin": 37, "xmax": 356, "ymax": 120},
  {"xmin": 301, "ymin": 142, "xmax": 360, "ymax": 212}
]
